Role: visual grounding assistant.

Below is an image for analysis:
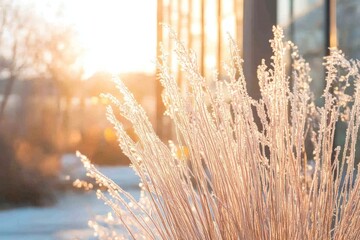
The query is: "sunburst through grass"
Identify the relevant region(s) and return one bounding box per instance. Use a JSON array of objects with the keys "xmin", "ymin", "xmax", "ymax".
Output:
[{"xmin": 78, "ymin": 26, "xmax": 360, "ymax": 239}]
